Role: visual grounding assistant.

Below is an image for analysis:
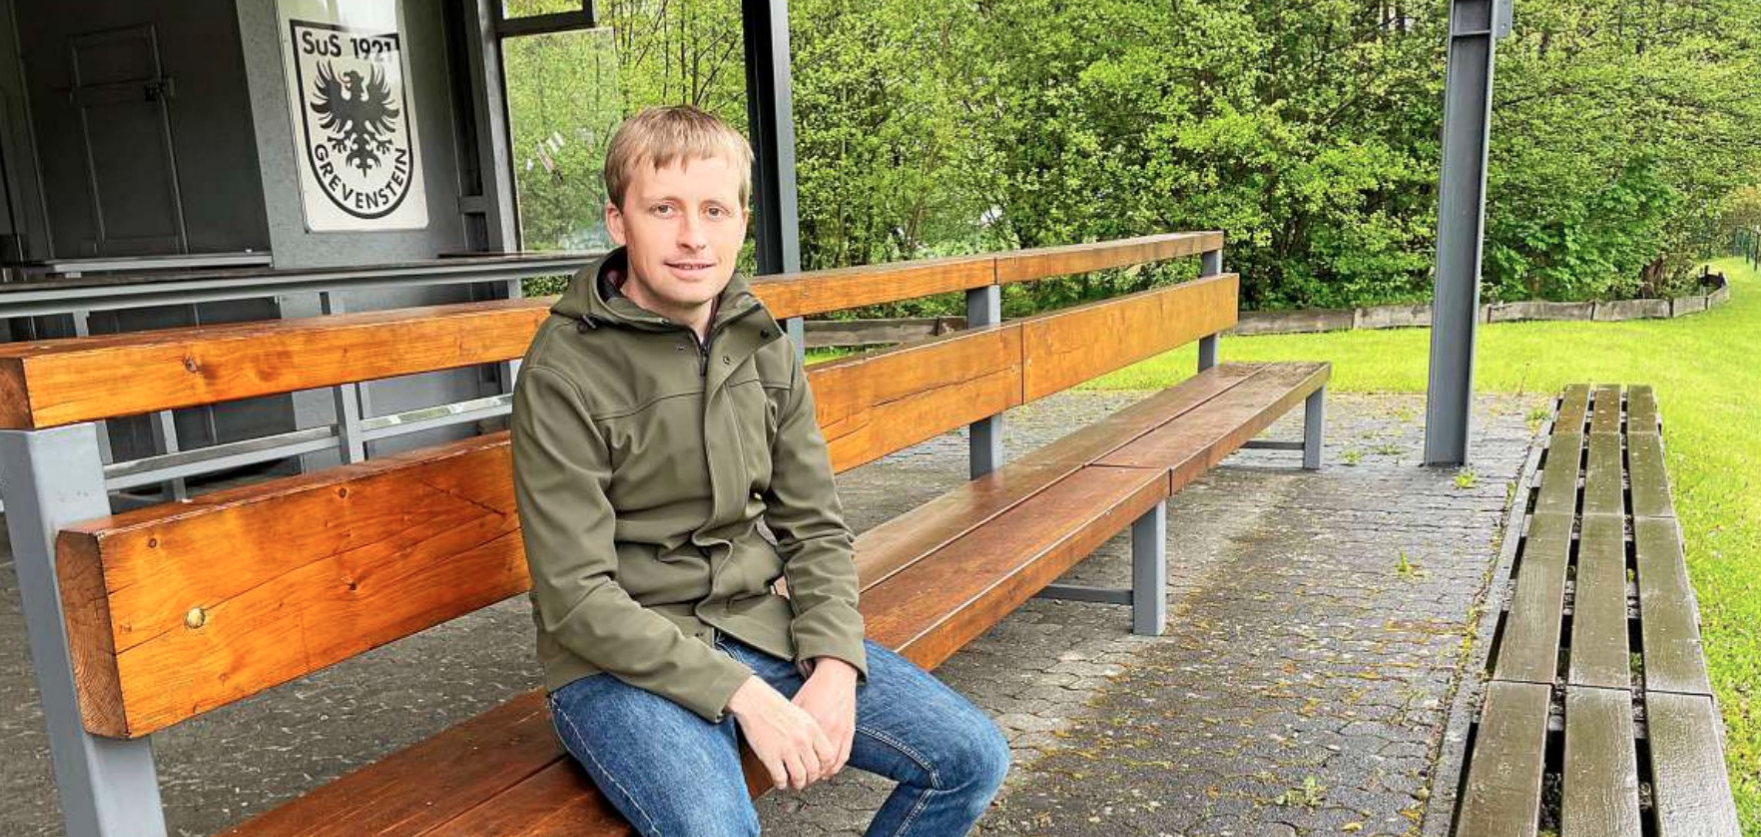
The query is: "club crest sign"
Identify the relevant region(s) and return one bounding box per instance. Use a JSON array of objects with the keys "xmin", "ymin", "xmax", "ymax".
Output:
[{"xmin": 278, "ymin": 0, "xmax": 428, "ymax": 231}]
